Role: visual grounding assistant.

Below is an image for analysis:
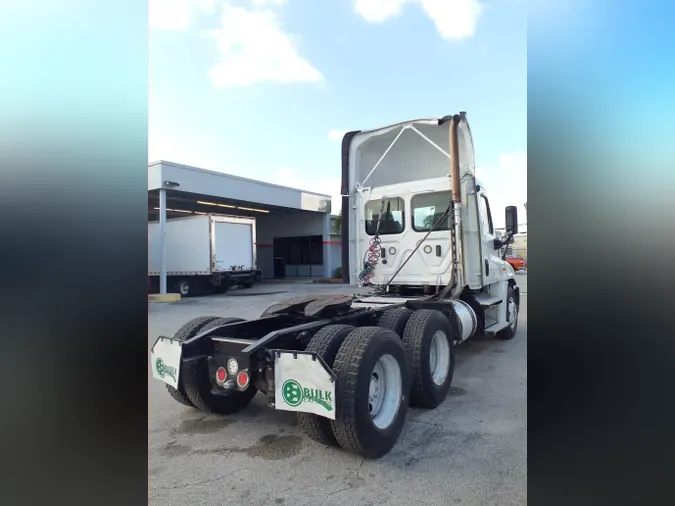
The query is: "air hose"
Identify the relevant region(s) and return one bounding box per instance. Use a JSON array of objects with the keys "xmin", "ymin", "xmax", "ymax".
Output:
[
  {"xmin": 358, "ymin": 197, "xmax": 387, "ymax": 286},
  {"xmin": 359, "ymin": 235, "xmax": 381, "ymax": 284}
]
